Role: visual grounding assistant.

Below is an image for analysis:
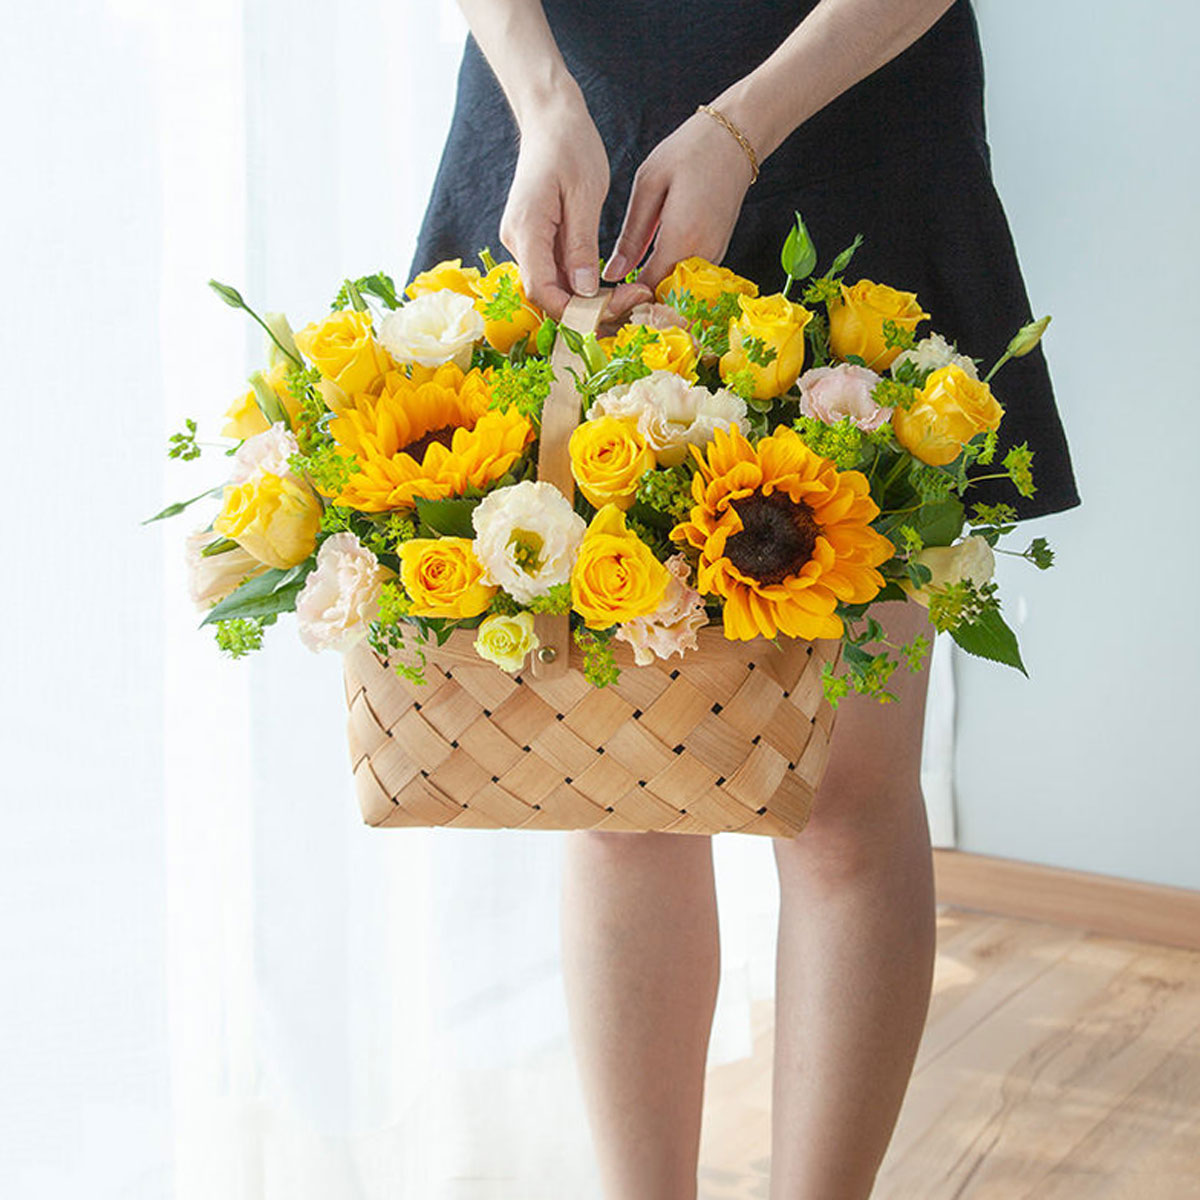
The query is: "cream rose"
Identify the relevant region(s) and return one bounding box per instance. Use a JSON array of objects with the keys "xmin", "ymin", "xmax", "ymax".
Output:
[
  {"xmin": 614, "ymin": 555, "xmax": 708, "ymax": 666},
  {"xmin": 798, "ymin": 364, "xmax": 891, "ymax": 432},
  {"xmin": 376, "ymin": 289, "xmax": 485, "ymax": 370},
  {"xmin": 590, "ymin": 371, "xmax": 749, "ymax": 467},
  {"xmin": 474, "ymin": 612, "xmax": 539, "ymax": 673},
  {"xmin": 185, "ymin": 528, "xmax": 267, "ymax": 610},
  {"xmin": 229, "ymin": 422, "xmax": 302, "ymax": 485},
  {"xmin": 470, "ymin": 480, "xmax": 586, "ymax": 604},
  {"xmin": 903, "ymin": 535, "xmax": 996, "ymax": 607},
  {"xmin": 891, "ymin": 332, "xmax": 979, "ymax": 379},
  {"xmin": 294, "ymin": 532, "xmax": 391, "ymax": 652}
]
